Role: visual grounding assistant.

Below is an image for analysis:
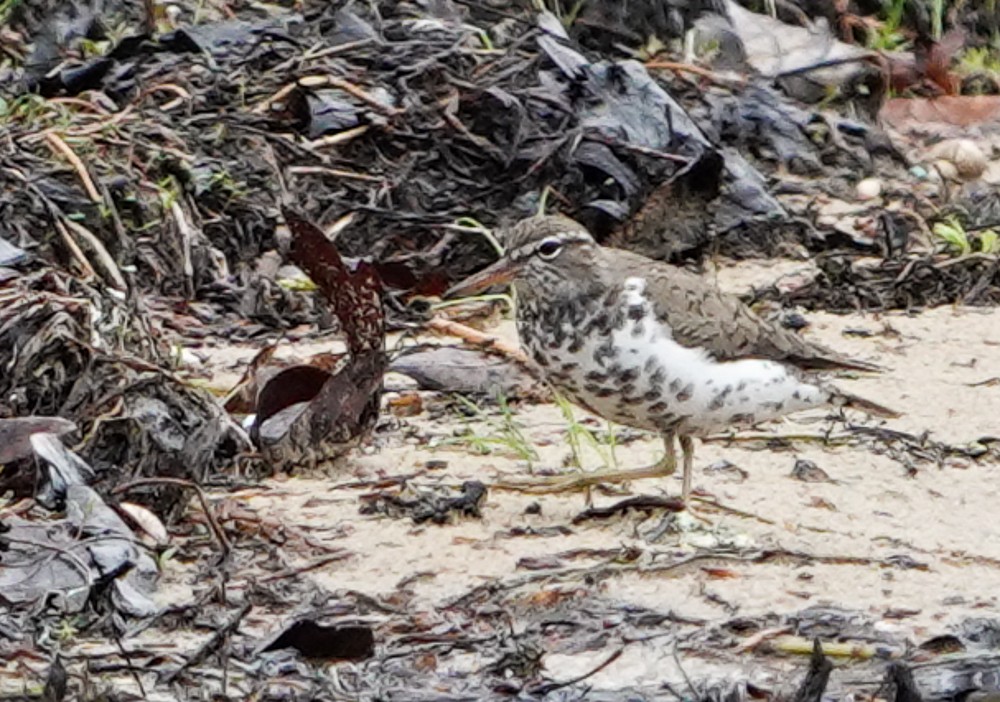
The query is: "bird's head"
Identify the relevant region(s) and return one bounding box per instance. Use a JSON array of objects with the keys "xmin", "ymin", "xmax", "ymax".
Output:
[{"xmin": 445, "ymin": 215, "xmax": 598, "ymax": 301}]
